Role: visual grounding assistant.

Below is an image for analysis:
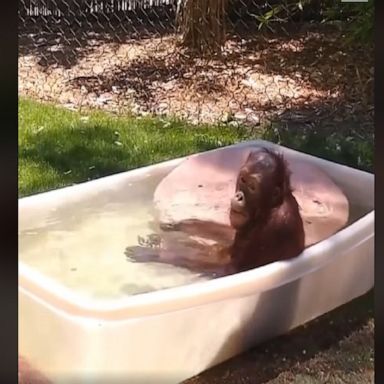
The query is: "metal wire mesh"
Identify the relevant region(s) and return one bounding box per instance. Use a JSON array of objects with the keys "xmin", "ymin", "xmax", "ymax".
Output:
[{"xmin": 18, "ymin": 0, "xmax": 373, "ymax": 133}]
